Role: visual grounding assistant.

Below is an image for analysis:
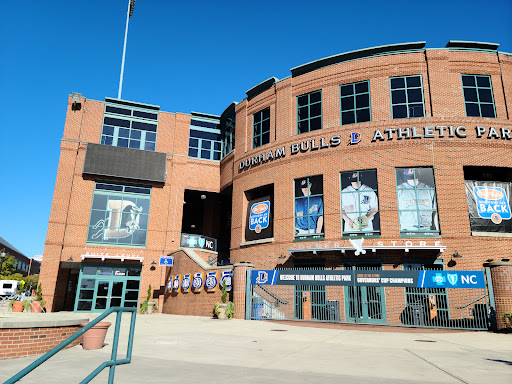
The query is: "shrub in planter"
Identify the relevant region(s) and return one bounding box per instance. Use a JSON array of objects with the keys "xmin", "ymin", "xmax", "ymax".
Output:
[
  {"xmin": 140, "ymin": 285, "xmax": 158, "ymax": 314},
  {"xmin": 214, "ymin": 280, "xmax": 234, "ymax": 320},
  {"xmin": 31, "ymin": 283, "xmax": 45, "ymax": 313}
]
